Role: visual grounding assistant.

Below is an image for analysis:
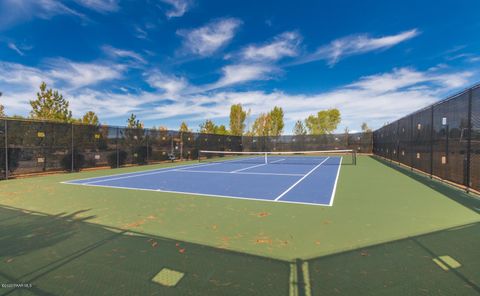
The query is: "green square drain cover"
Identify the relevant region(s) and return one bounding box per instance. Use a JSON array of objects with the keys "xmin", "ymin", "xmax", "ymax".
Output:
[{"xmin": 152, "ymin": 268, "xmax": 185, "ymax": 287}]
